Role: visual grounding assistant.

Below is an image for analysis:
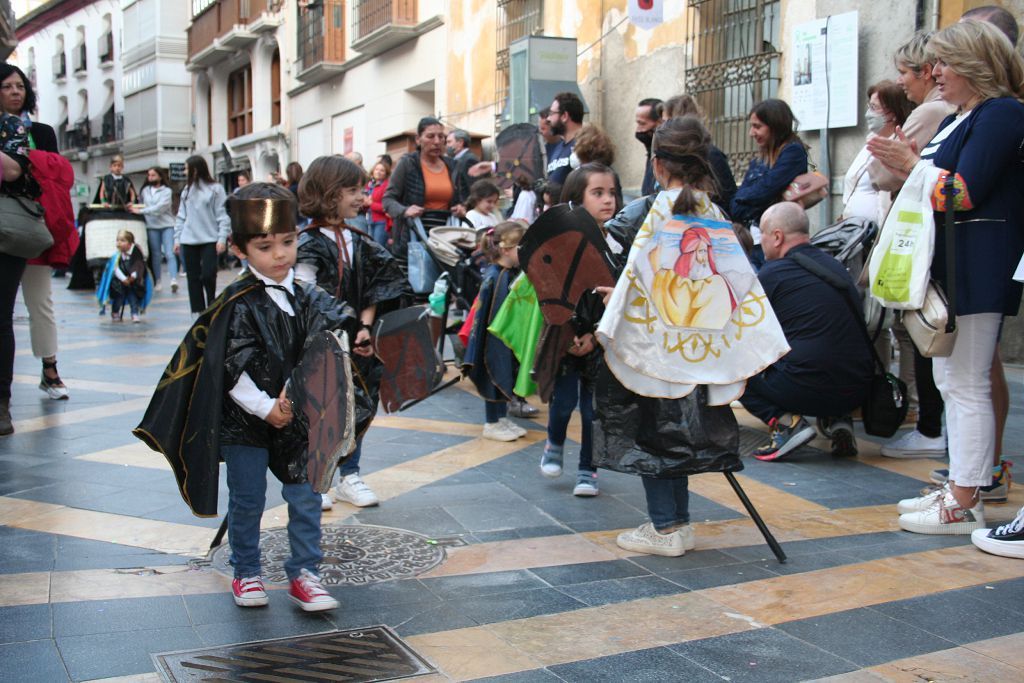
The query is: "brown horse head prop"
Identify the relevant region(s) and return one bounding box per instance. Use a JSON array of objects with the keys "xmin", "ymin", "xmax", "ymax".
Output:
[{"xmin": 519, "ymin": 204, "xmax": 618, "ymax": 326}]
